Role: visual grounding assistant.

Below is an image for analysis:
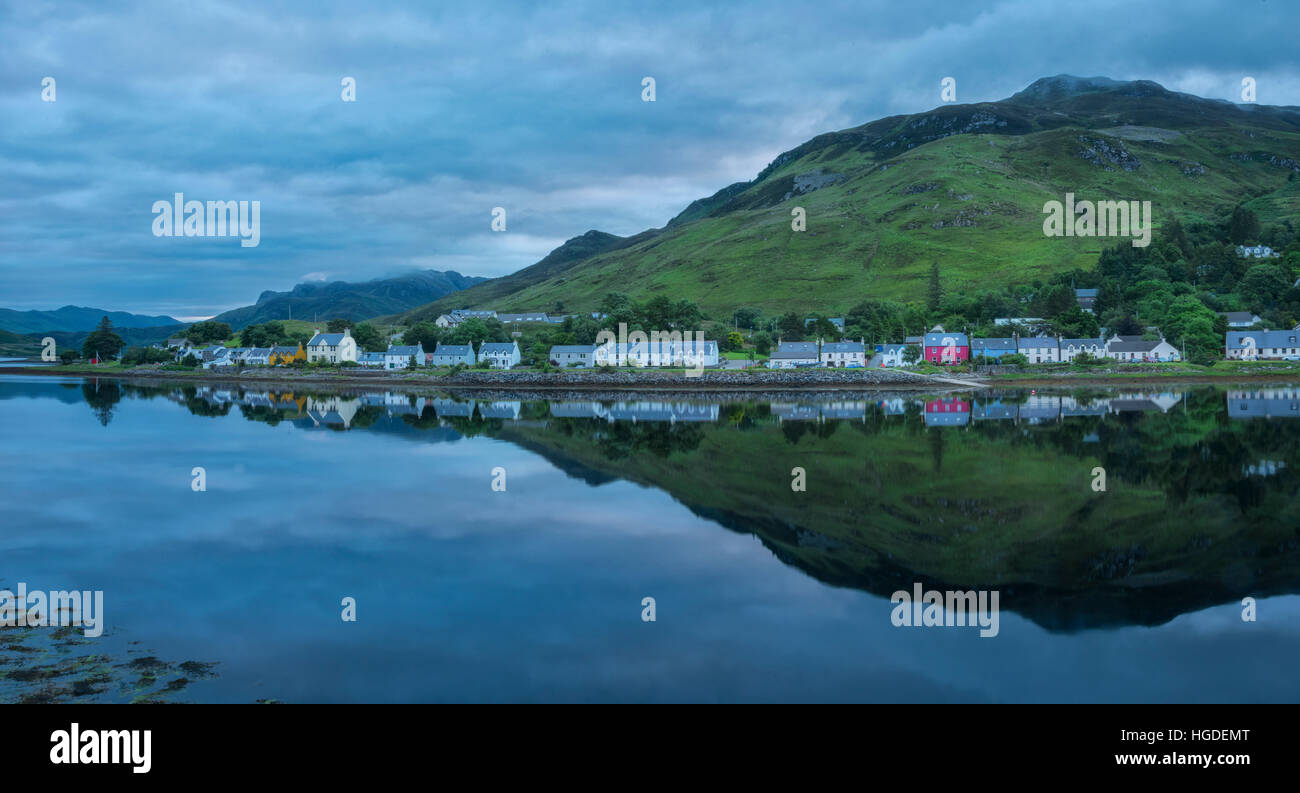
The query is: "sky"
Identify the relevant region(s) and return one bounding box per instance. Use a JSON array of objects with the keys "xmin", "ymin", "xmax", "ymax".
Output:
[{"xmin": 2, "ymin": 0, "xmax": 1298, "ymax": 319}]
